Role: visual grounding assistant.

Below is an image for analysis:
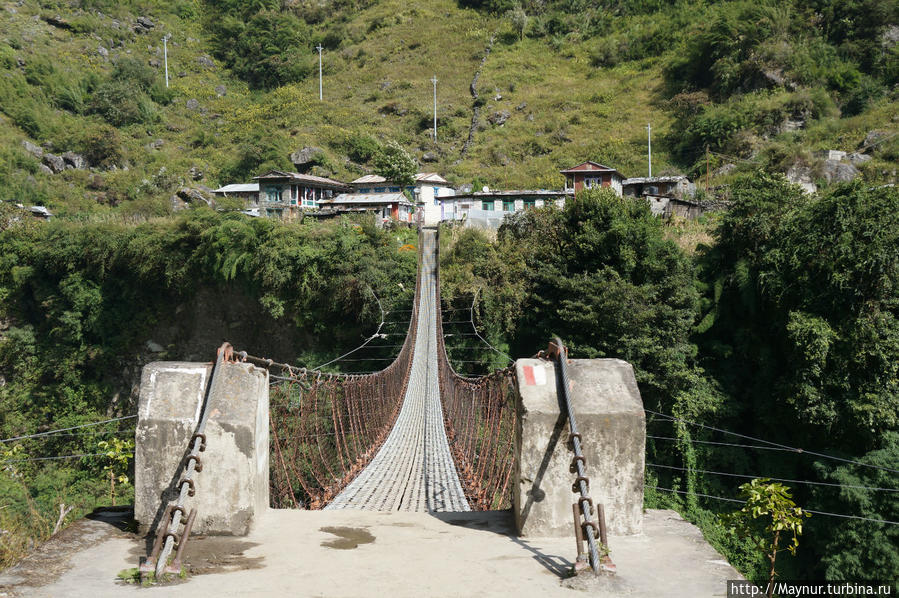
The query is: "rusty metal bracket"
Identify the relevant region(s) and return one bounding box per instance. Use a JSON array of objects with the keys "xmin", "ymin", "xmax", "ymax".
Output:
[
  {"xmin": 577, "ymin": 496, "xmax": 594, "ymax": 516},
  {"xmin": 567, "ymin": 432, "xmax": 582, "ymax": 450},
  {"xmin": 183, "ymin": 454, "xmax": 203, "ymax": 472},
  {"xmin": 191, "ymin": 433, "xmax": 207, "ymax": 452},
  {"xmin": 179, "ymin": 478, "xmax": 195, "ymax": 497},
  {"xmin": 570, "ymin": 454, "xmax": 586, "ymax": 473},
  {"xmin": 165, "ymin": 508, "xmax": 196, "ymax": 575},
  {"xmin": 572, "ymin": 475, "xmax": 589, "ymax": 493},
  {"xmin": 140, "ymin": 505, "xmax": 173, "ymax": 579}
]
